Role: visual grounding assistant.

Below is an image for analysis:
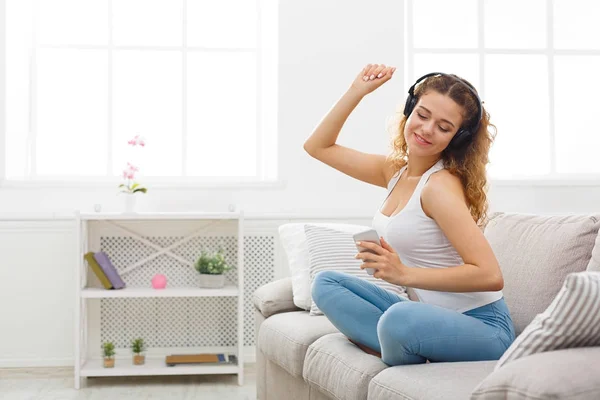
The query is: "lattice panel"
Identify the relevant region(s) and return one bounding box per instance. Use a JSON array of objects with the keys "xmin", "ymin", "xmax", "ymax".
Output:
[
  {"xmin": 243, "ymin": 236, "xmax": 275, "ymax": 345},
  {"xmin": 99, "ymin": 235, "xmax": 274, "ymax": 348}
]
